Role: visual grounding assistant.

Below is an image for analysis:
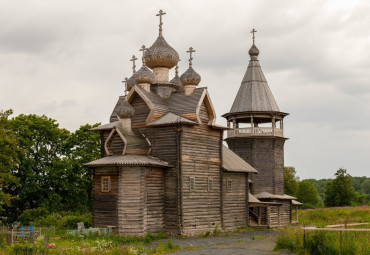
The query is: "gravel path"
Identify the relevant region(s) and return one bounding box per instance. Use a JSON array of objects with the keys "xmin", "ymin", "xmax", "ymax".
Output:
[{"xmin": 164, "ymin": 230, "xmax": 293, "ymax": 255}]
